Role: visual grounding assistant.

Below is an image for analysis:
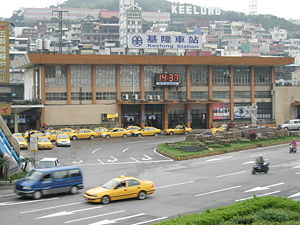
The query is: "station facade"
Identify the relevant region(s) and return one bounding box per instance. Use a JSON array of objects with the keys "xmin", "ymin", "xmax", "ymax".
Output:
[{"xmin": 22, "ymin": 54, "xmax": 293, "ymax": 129}]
